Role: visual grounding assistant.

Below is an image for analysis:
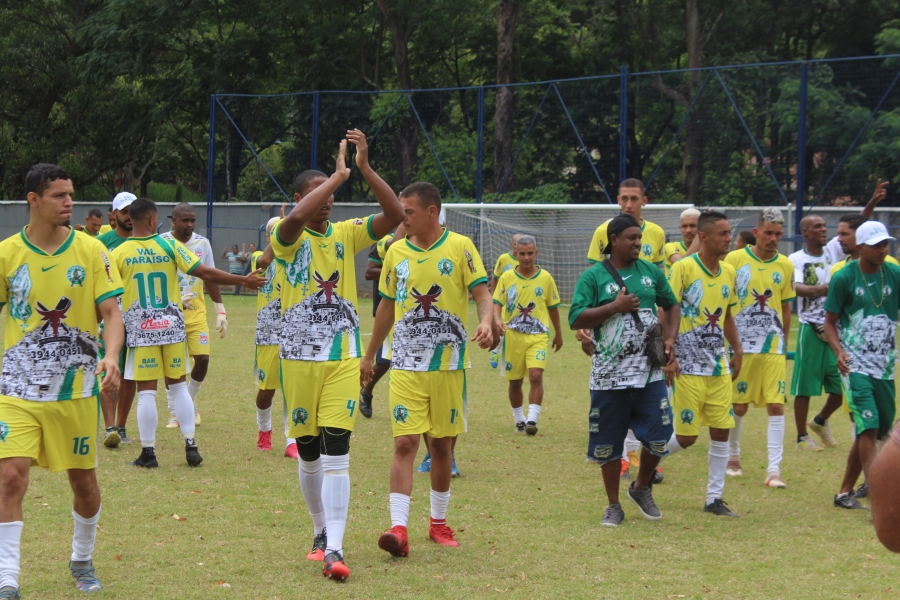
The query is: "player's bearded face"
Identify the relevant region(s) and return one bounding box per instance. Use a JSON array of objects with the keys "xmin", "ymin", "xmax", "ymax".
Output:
[
  {"xmin": 115, "ymin": 208, "xmax": 132, "ymax": 231},
  {"xmin": 31, "ymin": 178, "xmax": 74, "ymax": 227},
  {"xmin": 174, "ymin": 213, "xmax": 195, "ymax": 237},
  {"xmin": 837, "ymin": 223, "xmax": 855, "ymax": 254}
]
